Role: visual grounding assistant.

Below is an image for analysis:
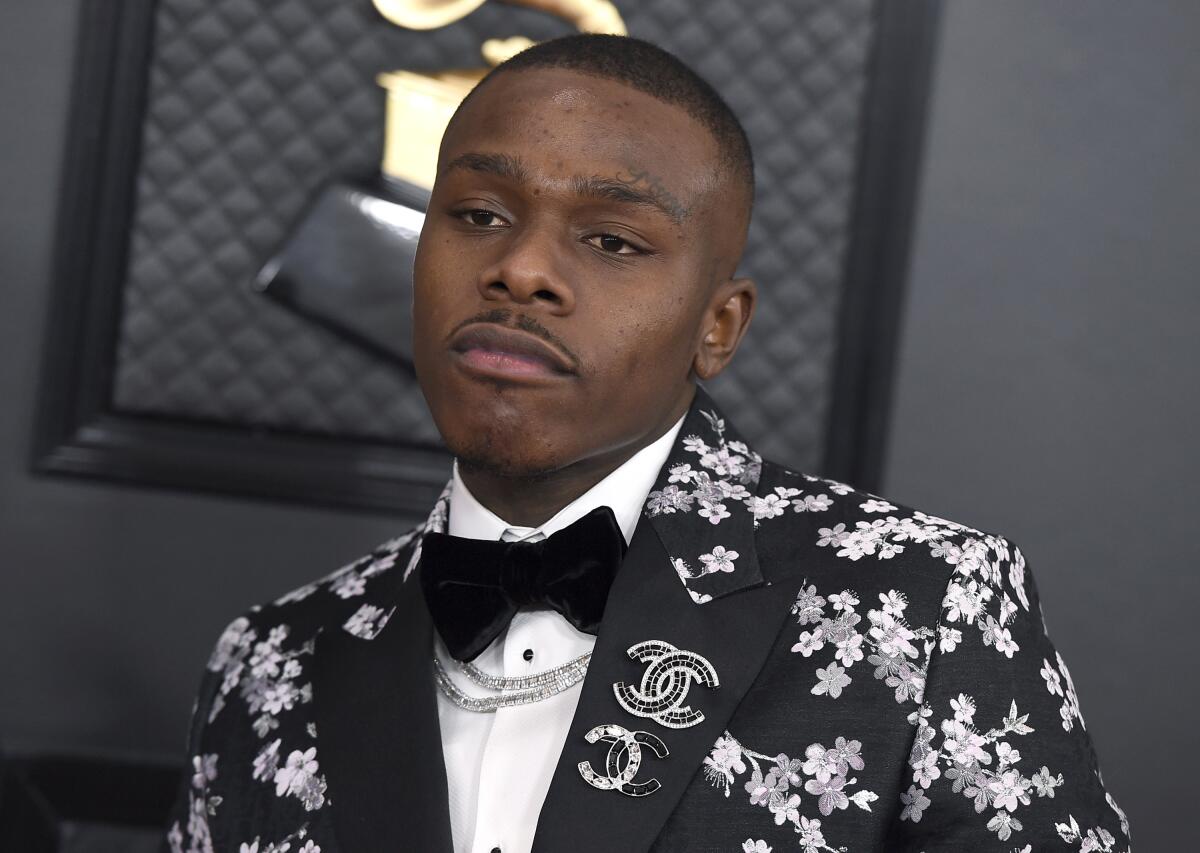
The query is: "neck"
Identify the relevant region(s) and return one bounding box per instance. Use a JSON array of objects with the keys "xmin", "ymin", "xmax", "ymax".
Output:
[{"xmin": 457, "ymin": 392, "xmax": 693, "ymax": 528}]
